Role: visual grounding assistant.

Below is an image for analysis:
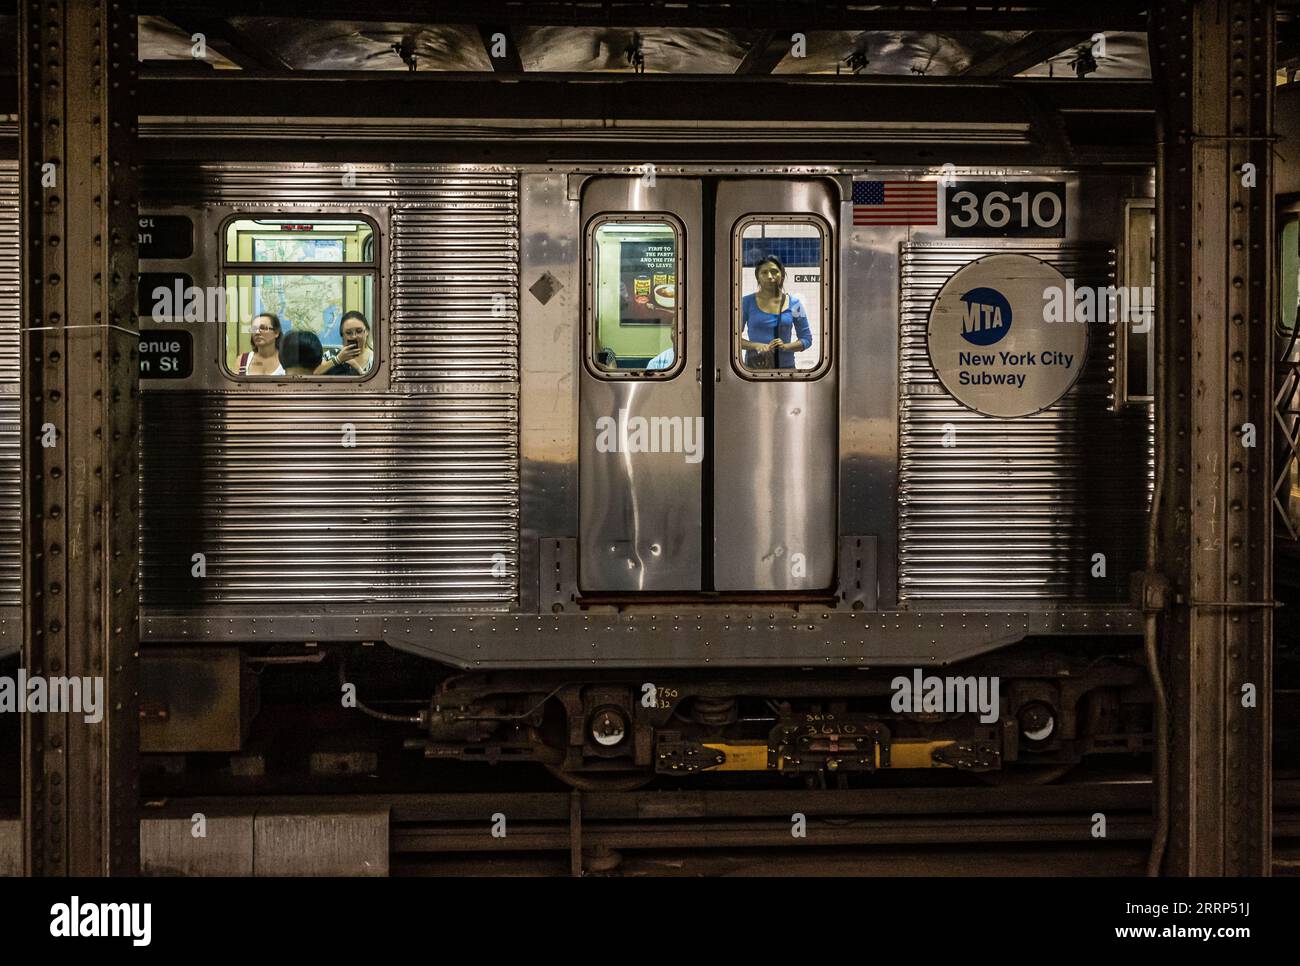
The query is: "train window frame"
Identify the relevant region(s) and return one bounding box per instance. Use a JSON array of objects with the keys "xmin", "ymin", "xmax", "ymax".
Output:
[
  {"xmin": 218, "ymin": 212, "xmax": 381, "ymax": 384},
  {"xmin": 583, "ymin": 212, "xmax": 686, "ymax": 381},
  {"xmin": 730, "ymin": 213, "xmax": 833, "ymax": 382},
  {"xmin": 1278, "ymin": 205, "xmax": 1299, "ymax": 335},
  {"xmin": 1279, "ymin": 204, "xmax": 1300, "ymax": 537},
  {"xmin": 1114, "ymin": 198, "xmax": 1156, "ymax": 408}
]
